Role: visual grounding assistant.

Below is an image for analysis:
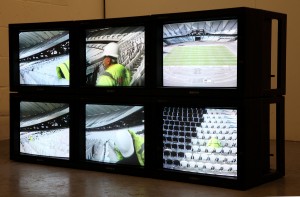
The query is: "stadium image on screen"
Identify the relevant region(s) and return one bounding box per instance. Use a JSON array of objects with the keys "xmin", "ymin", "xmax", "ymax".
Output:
[
  {"xmin": 19, "ymin": 30, "xmax": 70, "ymax": 86},
  {"xmin": 163, "ymin": 107, "xmax": 237, "ymax": 177},
  {"xmin": 163, "ymin": 19, "xmax": 237, "ymax": 87},
  {"xmin": 19, "ymin": 102, "xmax": 70, "ymax": 159},
  {"xmin": 85, "ymin": 104, "xmax": 145, "ymax": 166},
  {"xmin": 85, "ymin": 26, "xmax": 145, "ymax": 87}
]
